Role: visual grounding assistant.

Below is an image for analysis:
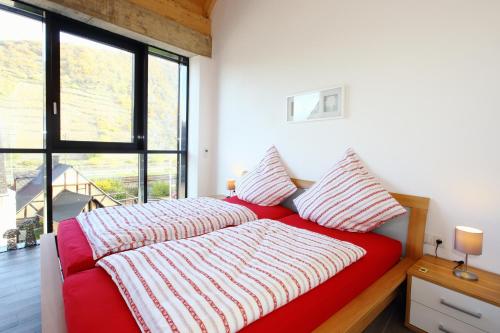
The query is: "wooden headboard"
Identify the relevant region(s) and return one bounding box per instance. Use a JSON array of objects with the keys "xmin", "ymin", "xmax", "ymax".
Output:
[{"xmin": 290, "ymin": 178, "xmax": 430, "ymax": 260}]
